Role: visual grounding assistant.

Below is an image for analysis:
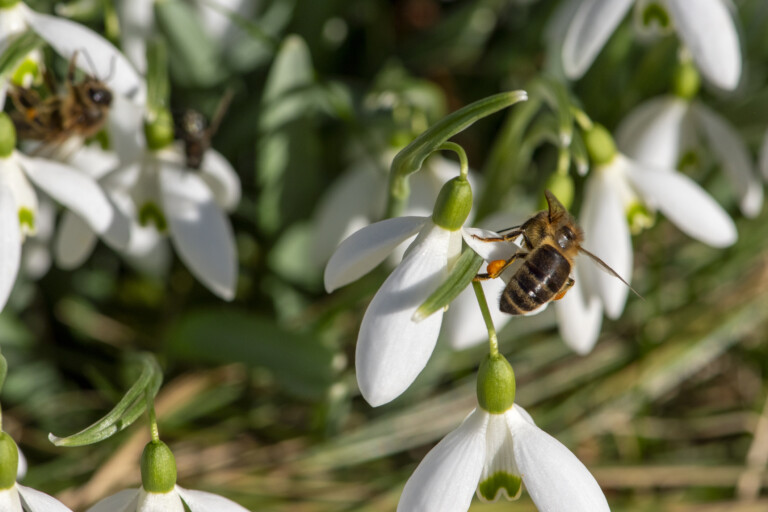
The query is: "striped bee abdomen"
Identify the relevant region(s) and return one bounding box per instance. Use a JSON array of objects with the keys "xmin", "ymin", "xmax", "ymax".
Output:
[{"xmin": 500, "ymin": 244, "xmax": 571, "ymax": 315}]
